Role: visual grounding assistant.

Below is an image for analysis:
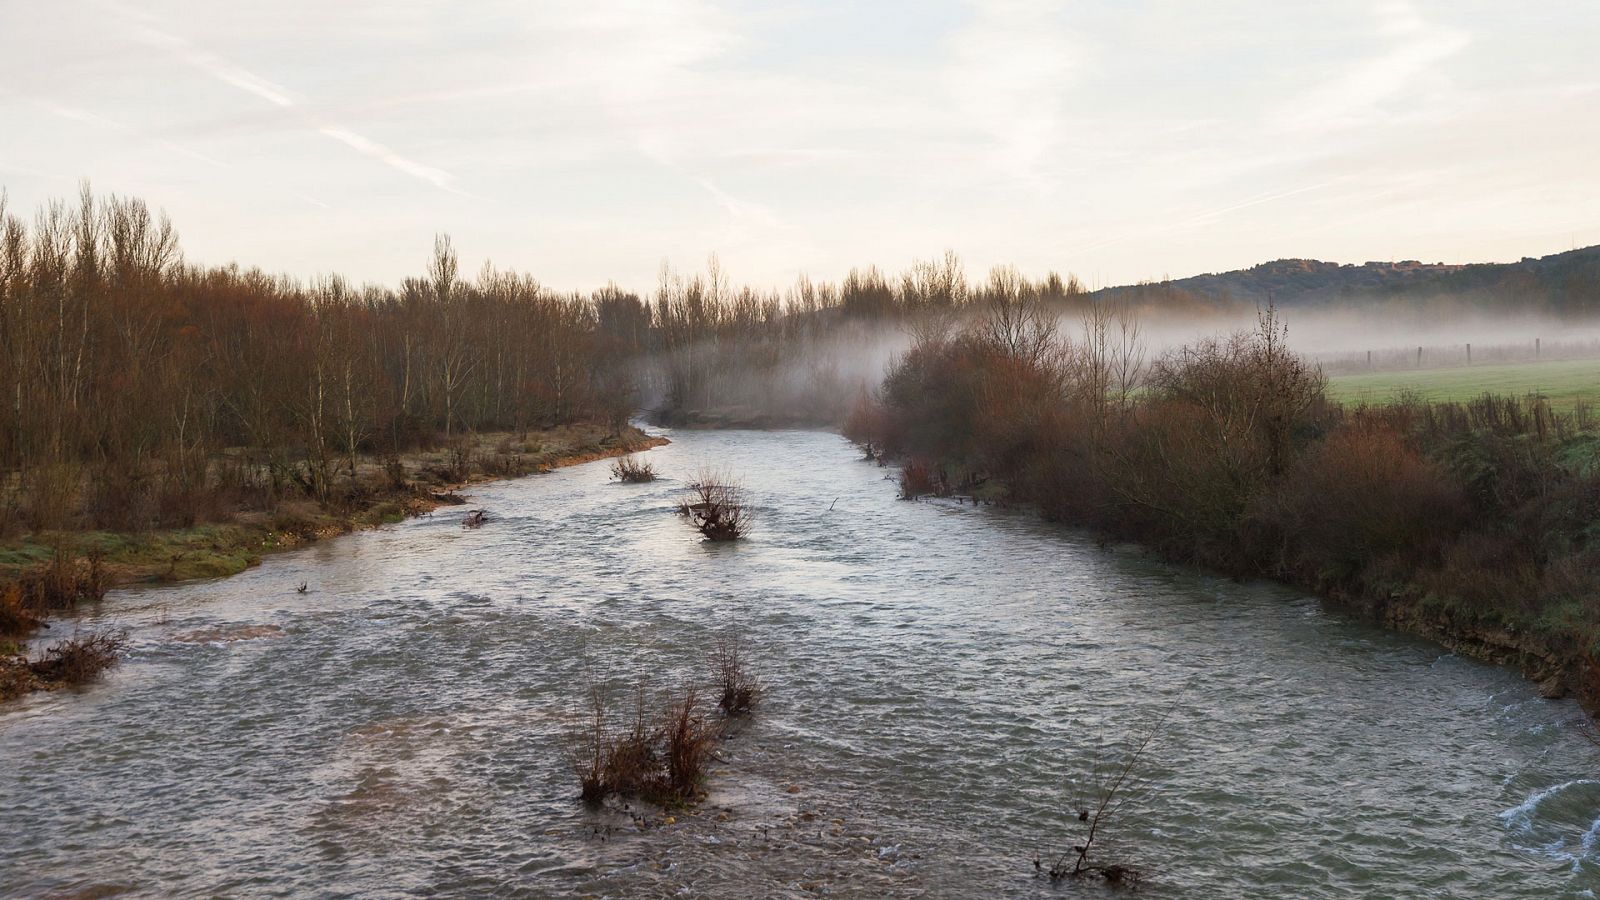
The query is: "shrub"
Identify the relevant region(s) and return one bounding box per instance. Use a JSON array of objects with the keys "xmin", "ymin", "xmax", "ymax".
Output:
[
  {"xmin": 28, "ymin": 629, "xmax": 128, "ymax": 686},
  {"xmin": 0, "ymin": 584, "xmax": 39, "ymax": 638},
  {"xmin": 662, "ymin": 685, "xmax": 717, "ymax": 800},
  {"xmin": 678, "ymin": 471, "xmax": 751, "ymax": 541},
  {"xmin": 610, "ymin": 455, "xmax": 656, "ymax": 483},
  {"xmin": 21, "ymin": 461, "xmax": 83, "ymax": 532},
  {"xmin": 568, "ymin": 681, "xmax": 718, "ymax": 806},
  {"xmin": 1253, "ymin": 422, "xmax": 1469, "ymax": 586},
  {"xmin": 10, "ymin": 548, "xmax": 110, "ymax": 632},
  {"xmin": 711, "ymin": 637, "xmax": 760, "ymax": 716},
  {"xmin": 898, "ymin": 457, "xmax": 946, "ymax": 500}
]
